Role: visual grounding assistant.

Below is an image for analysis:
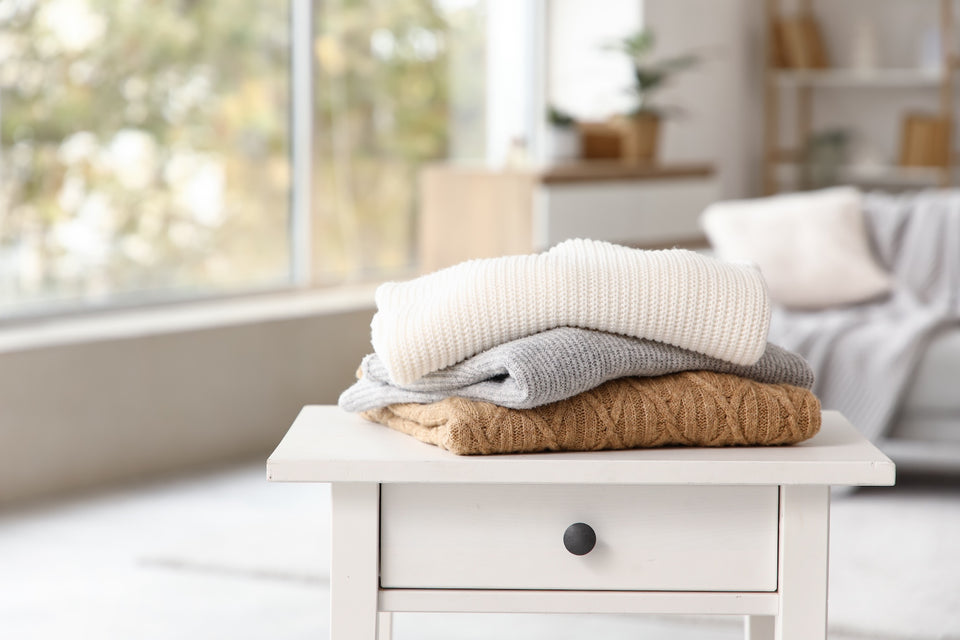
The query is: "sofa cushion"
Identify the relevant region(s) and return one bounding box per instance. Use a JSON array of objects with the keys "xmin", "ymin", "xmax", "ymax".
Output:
[{"xmin": 701, "ymin": 187, "xmax": 894, "ymax": 309}]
